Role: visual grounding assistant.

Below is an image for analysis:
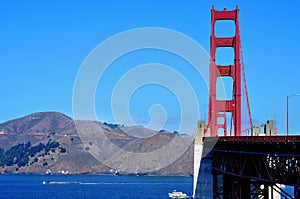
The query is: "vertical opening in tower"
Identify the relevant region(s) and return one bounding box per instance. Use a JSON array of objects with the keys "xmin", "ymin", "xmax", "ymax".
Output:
[
  {"xmin": 215, "ymin": 47, "xmax": 234, "ymax": 66},
  {"xmin": 216, "ymin": 76, "xmax": 233, "ymax": 100},
  {"xmin": 214, "ymin": 20, "xmax": 236, "ymax": 37}
]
